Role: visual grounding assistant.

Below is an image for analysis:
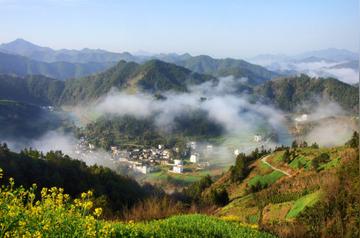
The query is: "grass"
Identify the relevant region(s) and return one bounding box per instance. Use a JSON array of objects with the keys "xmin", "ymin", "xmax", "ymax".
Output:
[
  {"xmin": 319, "ymin": 157, "xmax": 341, "ymax": 170},
  {"xmin": 248, "ymin": 171, "xmax": 284, "ymax": 187},
  {"xmin": 286, "ymin": 190, "xmax": 321, "ymax": 219},
  {"xmin": 114, "ymin": 214, "xmax": 277, "ymax": 238},
  {"xmin": 289, "ymin": 156, "xmax": 310, "ymax": 169}
]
